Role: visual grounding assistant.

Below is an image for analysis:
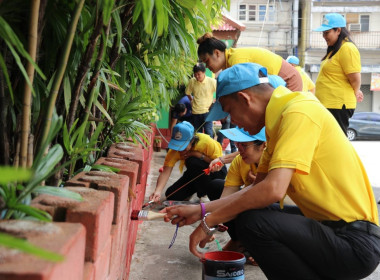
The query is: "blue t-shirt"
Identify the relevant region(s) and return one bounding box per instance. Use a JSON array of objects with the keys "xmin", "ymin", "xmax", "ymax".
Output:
[{"xmin": 172, "ymin": 96, "xmax": 192, "ymax": 119}]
